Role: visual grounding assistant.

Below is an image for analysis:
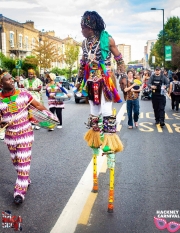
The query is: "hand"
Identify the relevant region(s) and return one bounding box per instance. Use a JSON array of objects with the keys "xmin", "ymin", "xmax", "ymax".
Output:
[
  {"xmin": 28, "ymin": 87, "xmax": 33, "ymax": 91},
  {"xmin": 151, "ymin": 85, "xmax": 156, "ymax": 89}
]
